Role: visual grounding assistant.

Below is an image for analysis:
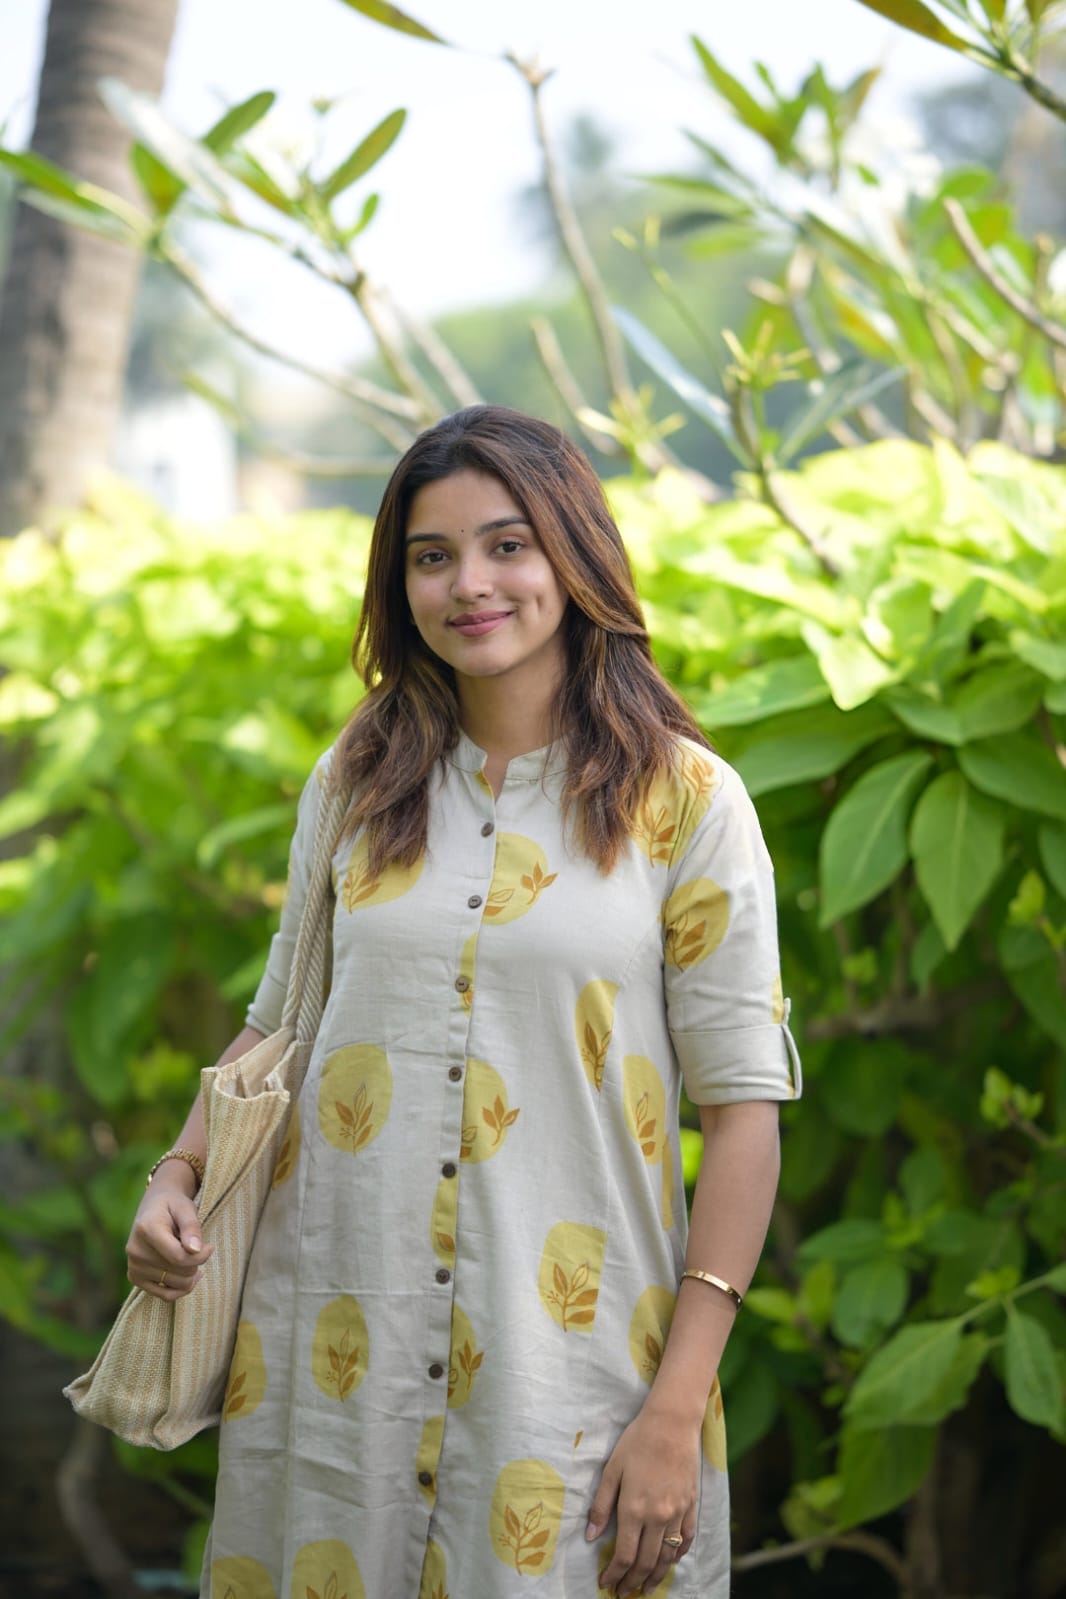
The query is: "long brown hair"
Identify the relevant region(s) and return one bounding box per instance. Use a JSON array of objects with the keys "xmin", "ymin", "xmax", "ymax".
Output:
[{"xmin": 335, "ymin": 405, "xmax": 708, "ymax": 872}]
